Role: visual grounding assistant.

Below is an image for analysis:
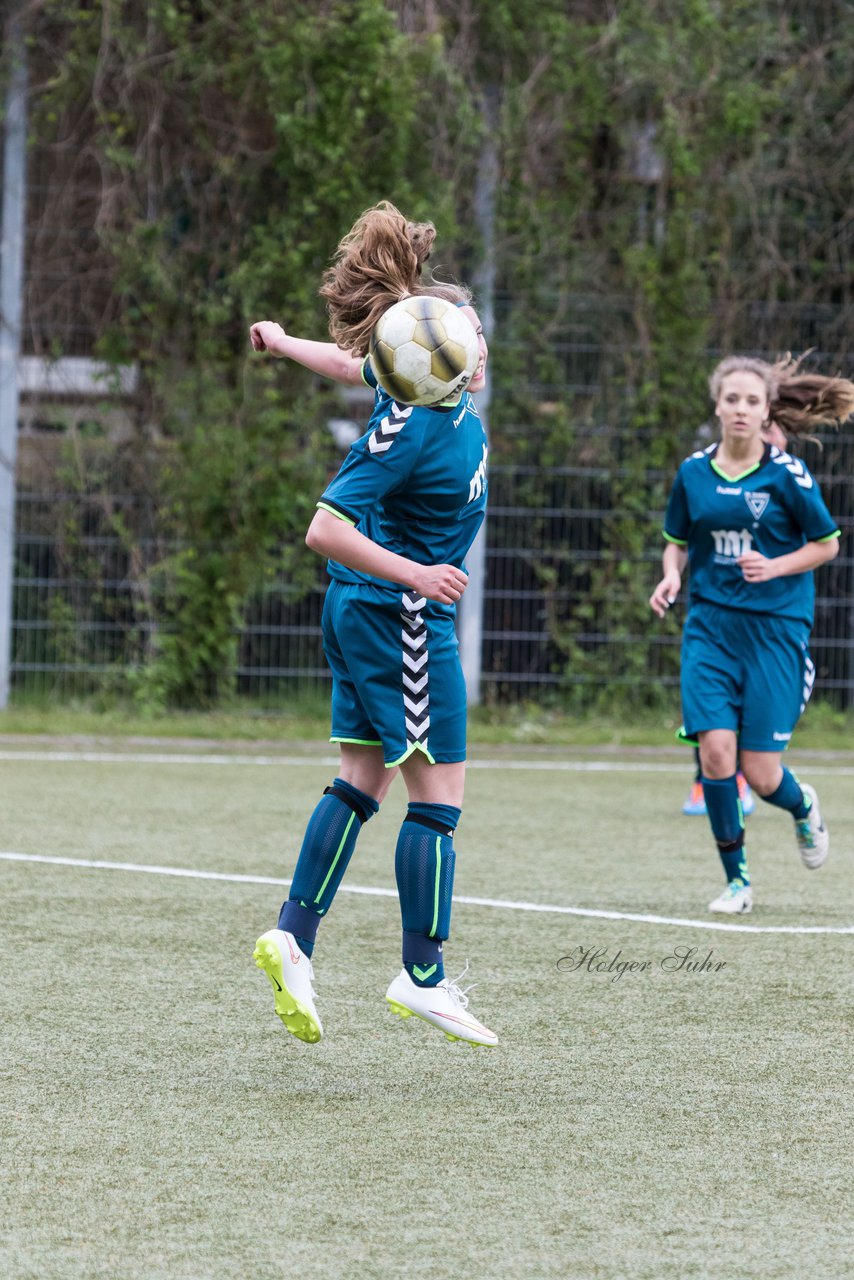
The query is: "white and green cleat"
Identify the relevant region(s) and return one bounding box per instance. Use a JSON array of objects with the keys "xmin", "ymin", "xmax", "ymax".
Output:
[
  {"xmin": 253, "ymin": 928, "xmax": 322, "ymax": 1044},
  {"xmin": 708, "ymin": 882, "xmax": 753, "ymax": 914},
  {"xmin": 386, "ymin": 966, "xmax": 498, "ymax": 1047},
  {"xmin": 793, "ymin": 783, "xmax": 829, "ymax": 870}
]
